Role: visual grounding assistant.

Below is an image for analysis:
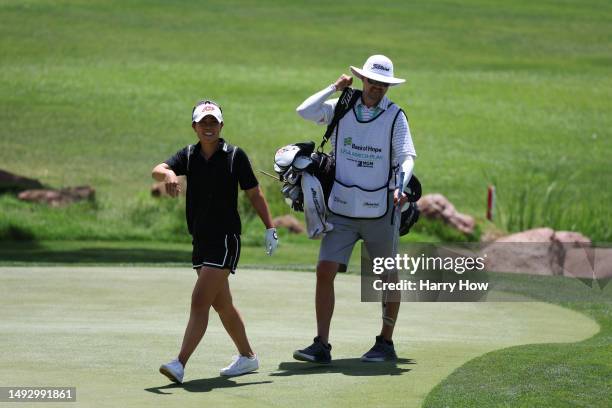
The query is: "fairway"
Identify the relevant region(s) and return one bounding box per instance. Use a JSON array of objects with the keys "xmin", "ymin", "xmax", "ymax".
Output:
[{"xmin": 0, "ymin": 267, "xmax": 599, "ymax": 408}]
